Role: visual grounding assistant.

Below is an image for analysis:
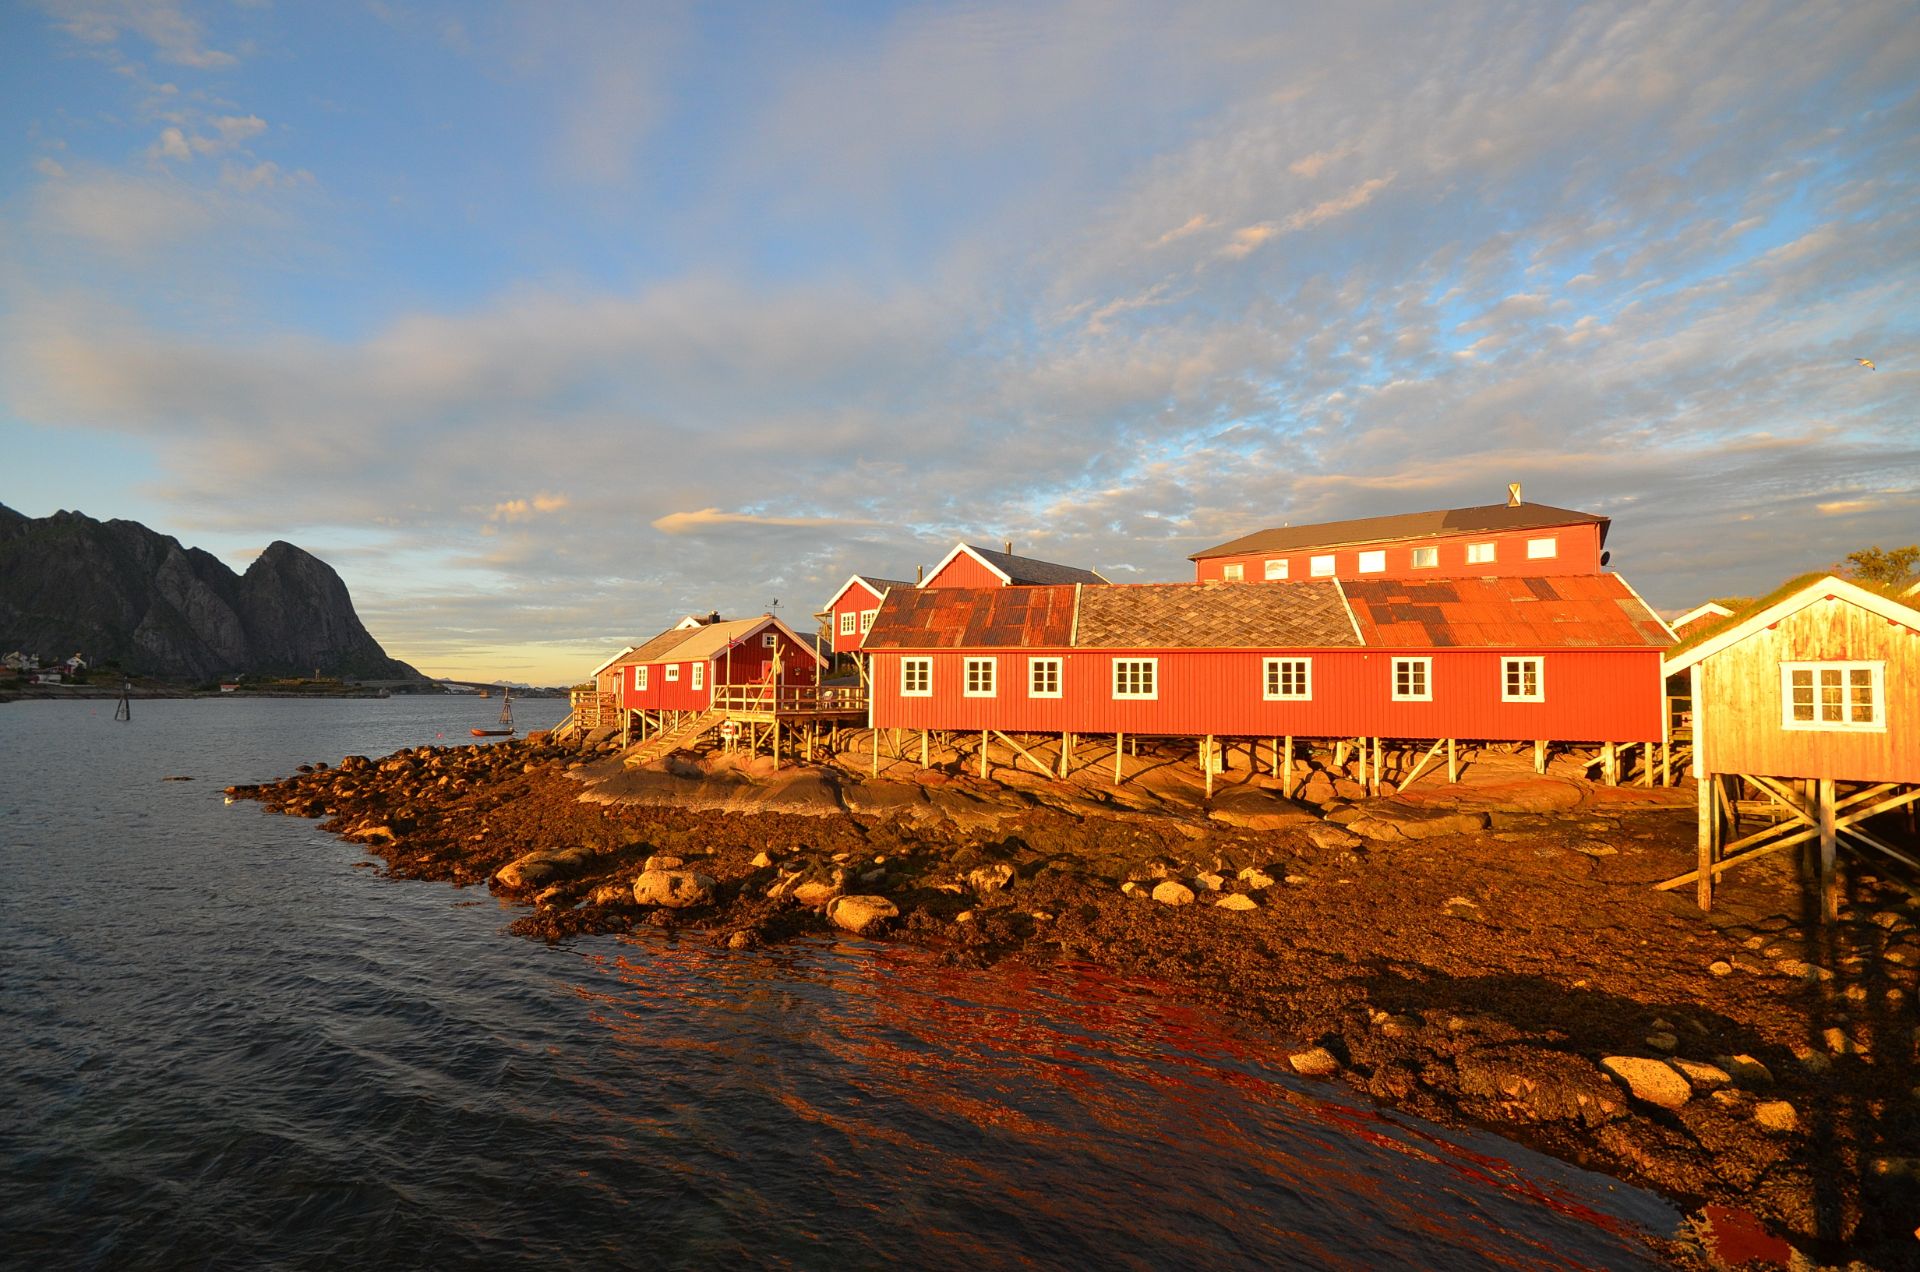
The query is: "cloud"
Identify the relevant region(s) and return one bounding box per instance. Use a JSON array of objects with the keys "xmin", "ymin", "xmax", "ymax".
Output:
[
  {"xmin": 491, "ymin": 493, "xmax": 573, "ymax": 522},
  {"xmin": 651, "ymin": 508, "xmax": 882, "ymax": 535},
  {"xmin": 44, "ymin": 0, "xmax": 238, "ymax": 68}
]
